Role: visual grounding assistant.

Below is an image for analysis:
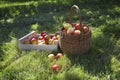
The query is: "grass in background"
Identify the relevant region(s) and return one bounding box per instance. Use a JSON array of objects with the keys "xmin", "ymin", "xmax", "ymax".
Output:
[{"xmin": 0, "ymin": 0, "xmax": 120, "ymax": 80}]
